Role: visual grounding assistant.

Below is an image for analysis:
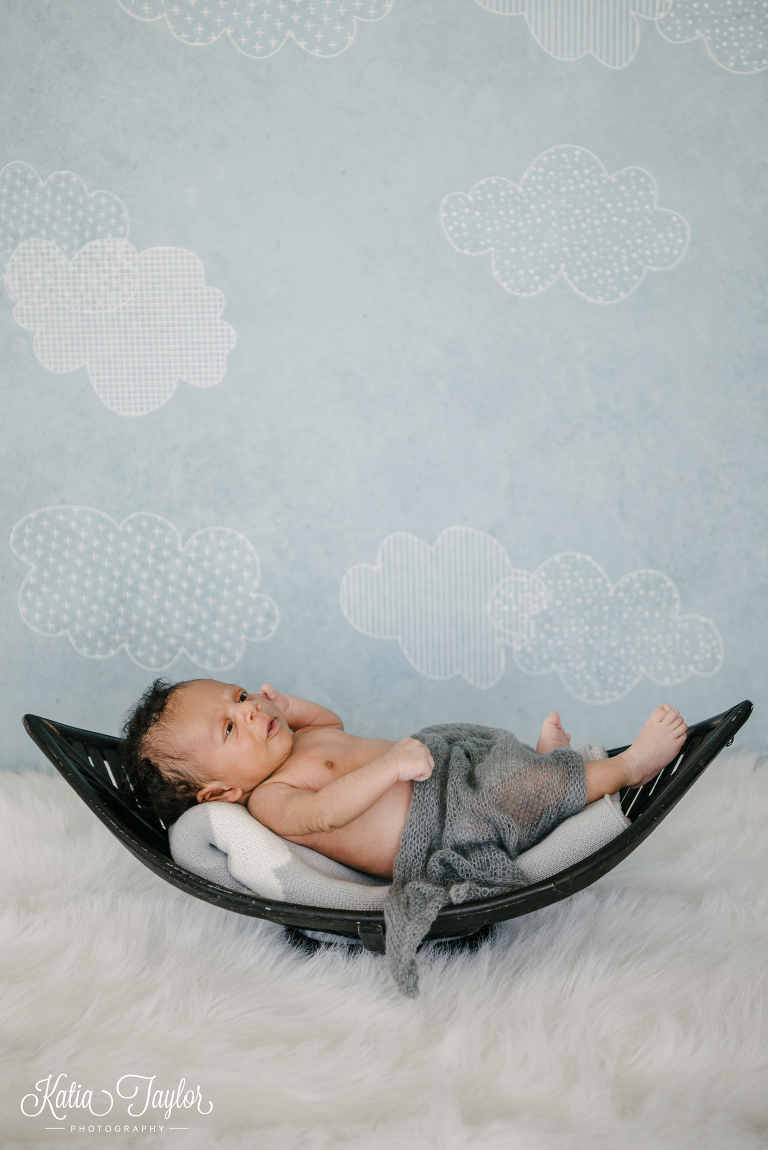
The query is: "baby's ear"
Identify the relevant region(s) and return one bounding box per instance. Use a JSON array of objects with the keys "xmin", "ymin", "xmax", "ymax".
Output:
[{"xmin": 196, "ymin": 782, "xmax": 235, "ymax": 803}]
